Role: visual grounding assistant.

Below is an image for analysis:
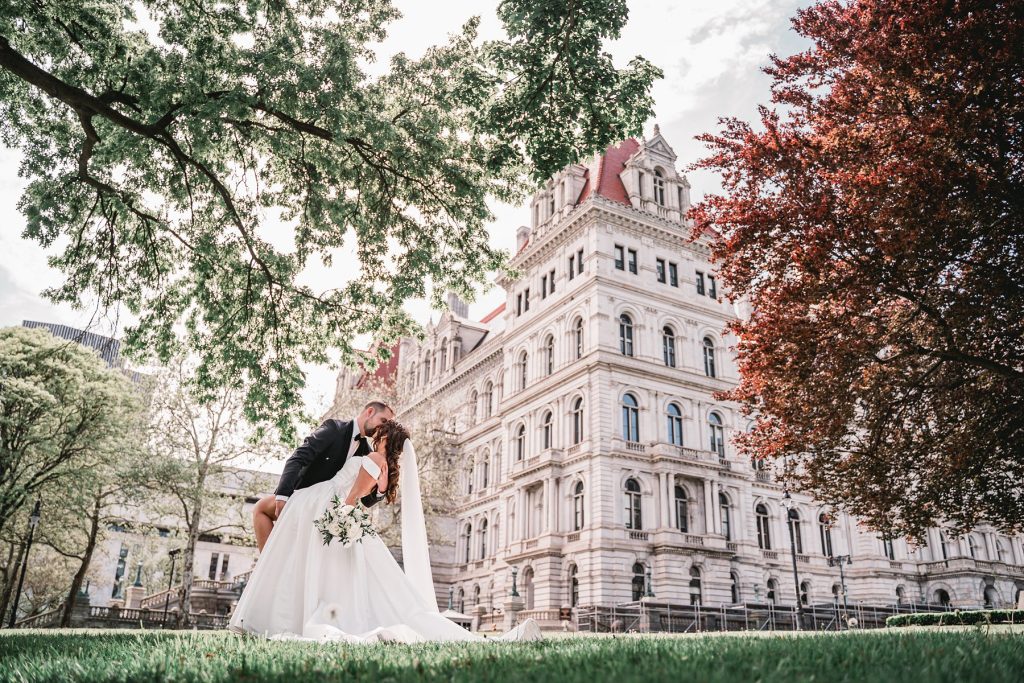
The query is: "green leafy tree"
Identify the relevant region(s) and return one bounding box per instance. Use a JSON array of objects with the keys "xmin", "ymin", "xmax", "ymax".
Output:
[{"xmin": 0, "ymin": 0, "xmax": 660, "ymax": 437}]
